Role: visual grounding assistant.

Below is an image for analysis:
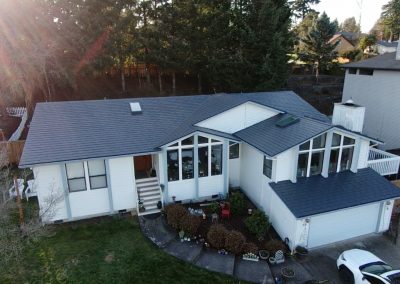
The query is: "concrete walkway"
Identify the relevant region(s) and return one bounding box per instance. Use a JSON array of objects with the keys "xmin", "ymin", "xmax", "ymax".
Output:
[{"xmin": 139, "ymin": 214, "xmax": 274, "ymax": 283}]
